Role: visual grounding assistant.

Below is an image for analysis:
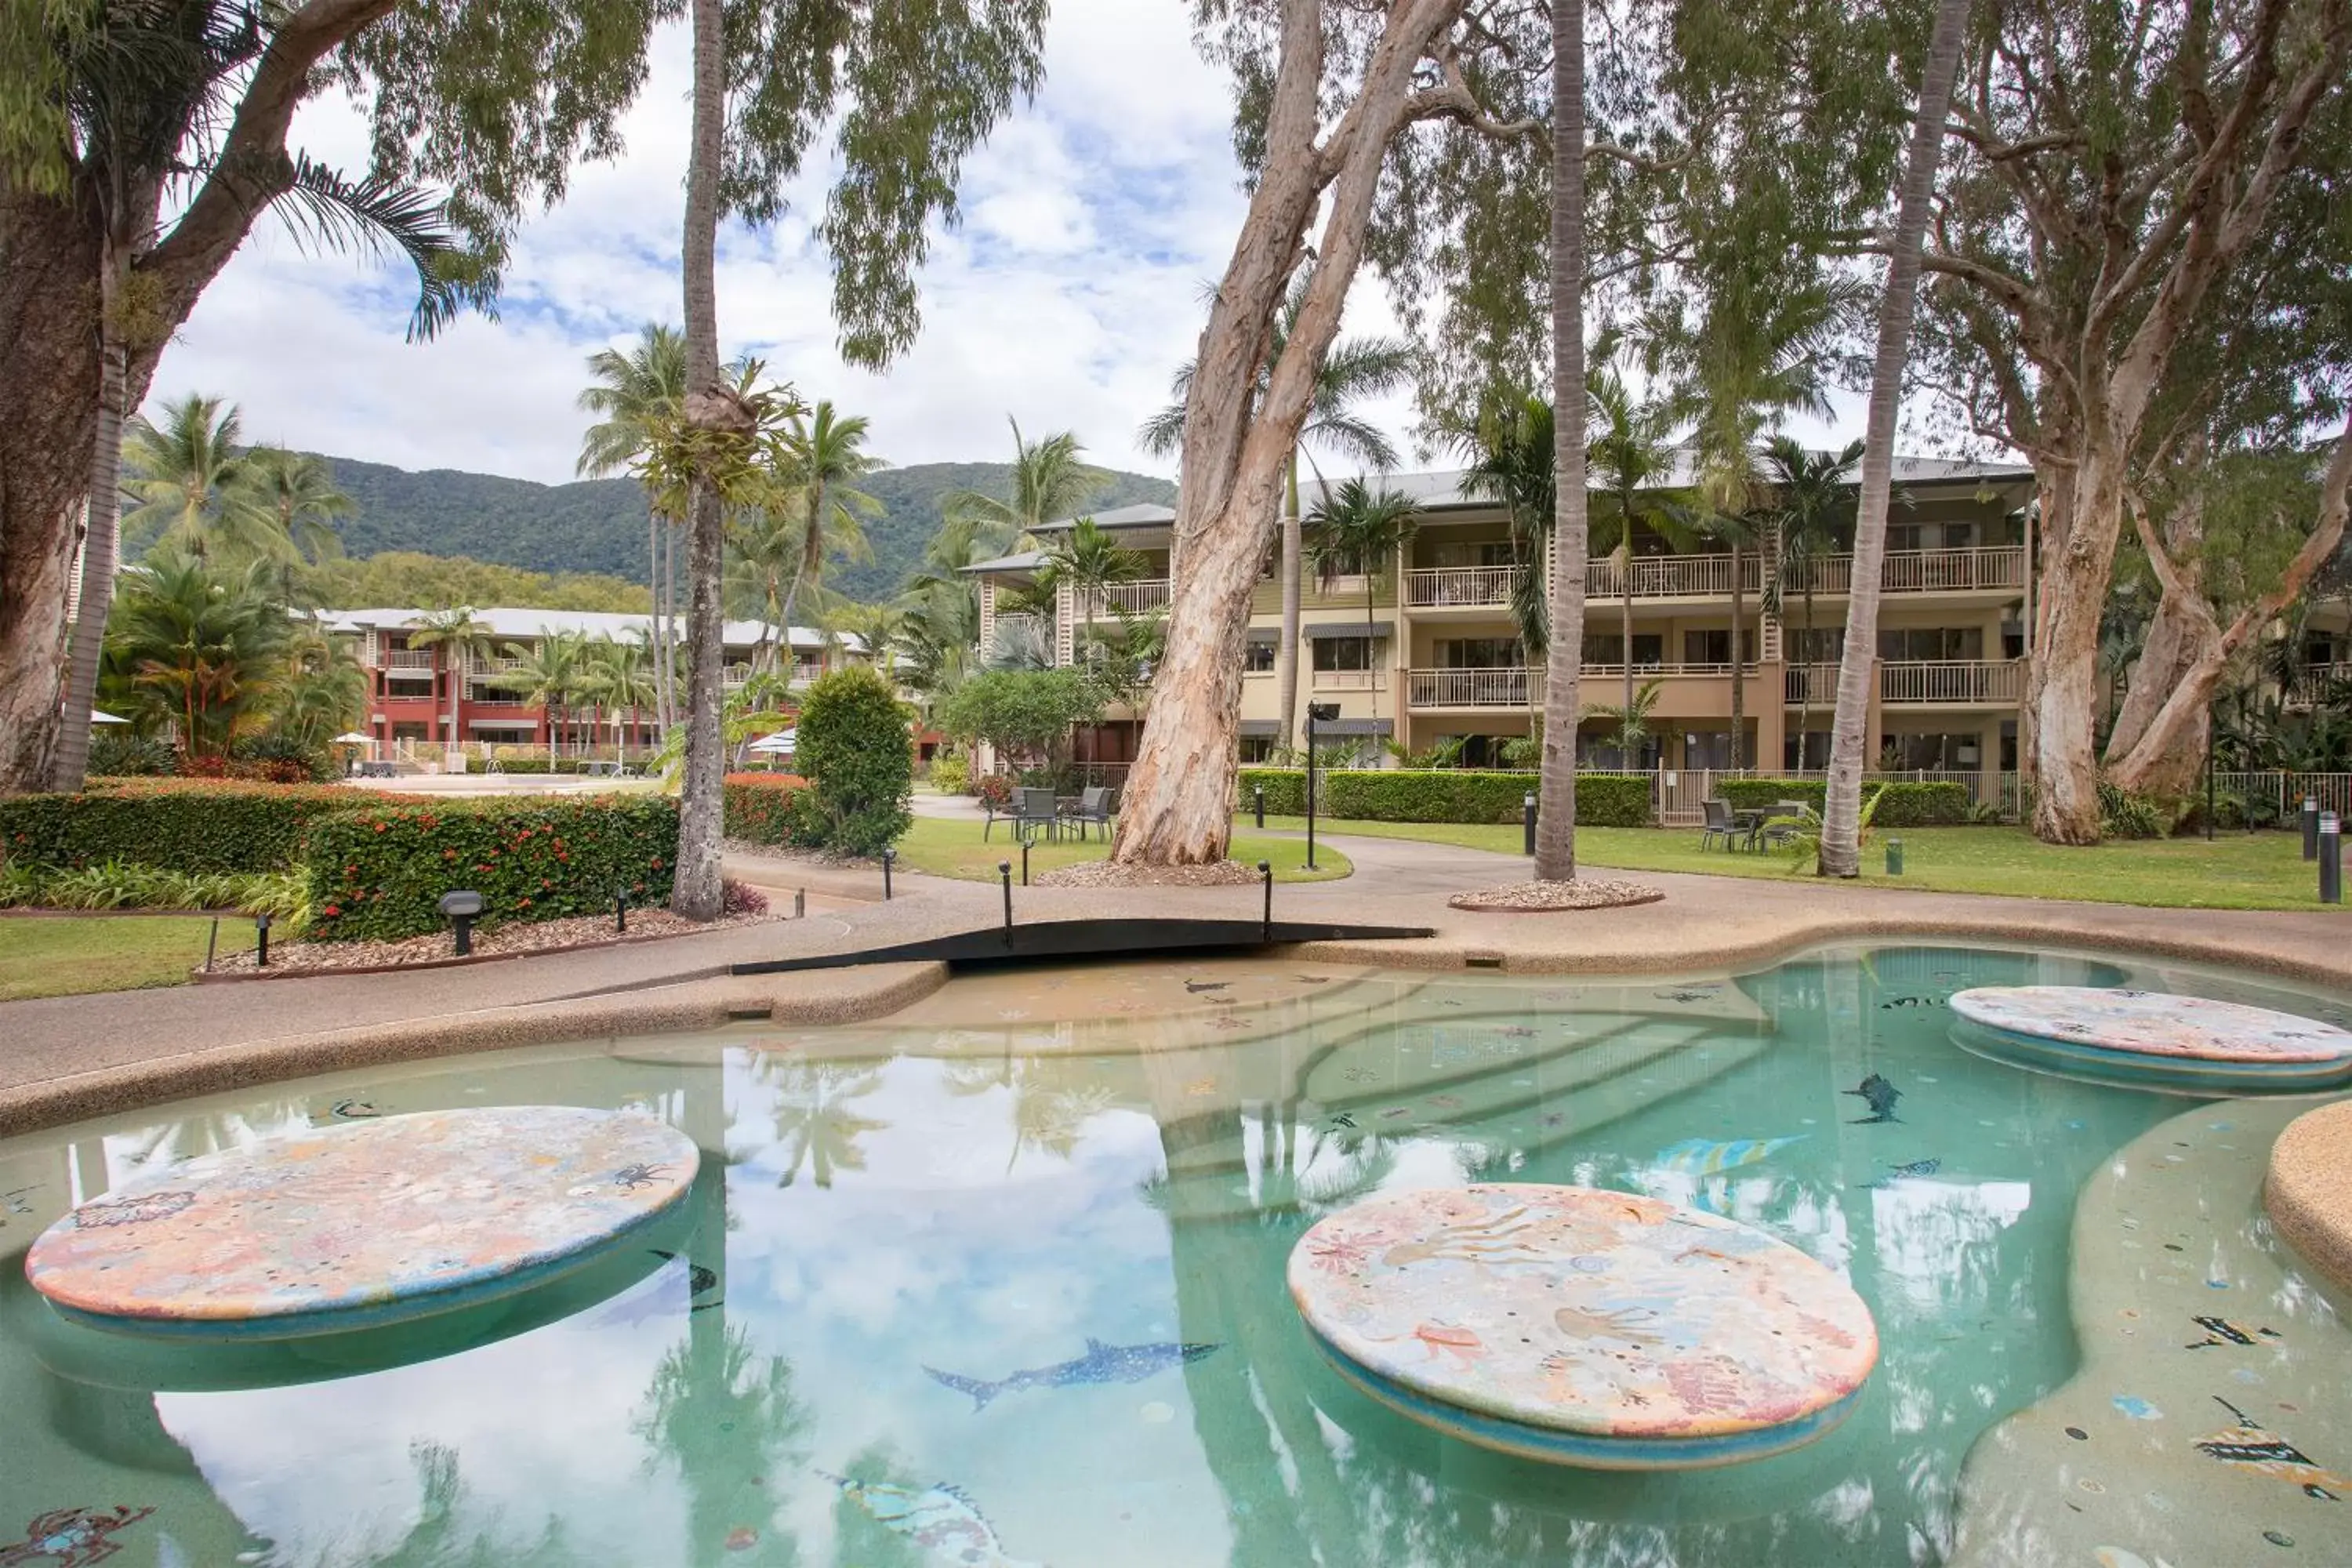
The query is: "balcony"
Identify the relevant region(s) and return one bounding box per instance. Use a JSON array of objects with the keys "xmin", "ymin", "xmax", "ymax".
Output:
[
  {"xmin": 1585, "ymin": 554, "xmax": 1762, "ymax": 600},
  {"xmin": 1401, "ymin": 546, "xmax": 2027, "ymax": 612},
  {"xmin": 1791, "ymin": 546, "xmax": 2026, "ymax": 597},
  {"xmin": 1409, "ymin": 666, "xmax": 1543, "ymax": 710},
  {"xmin": 1405, "ymin": 565, "xmax": 1519, "ymax": 609},
  {"xmin": 1077, "ymin": 580, "xmax": 1171, "ymax": 618},
  {"xmin": 382, "ymin": 649, "xmax": 436, "ymax": 671},
  {"xmin": 1785, "ymin": 659, "xmax": 2024, "ymax": 706}
]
